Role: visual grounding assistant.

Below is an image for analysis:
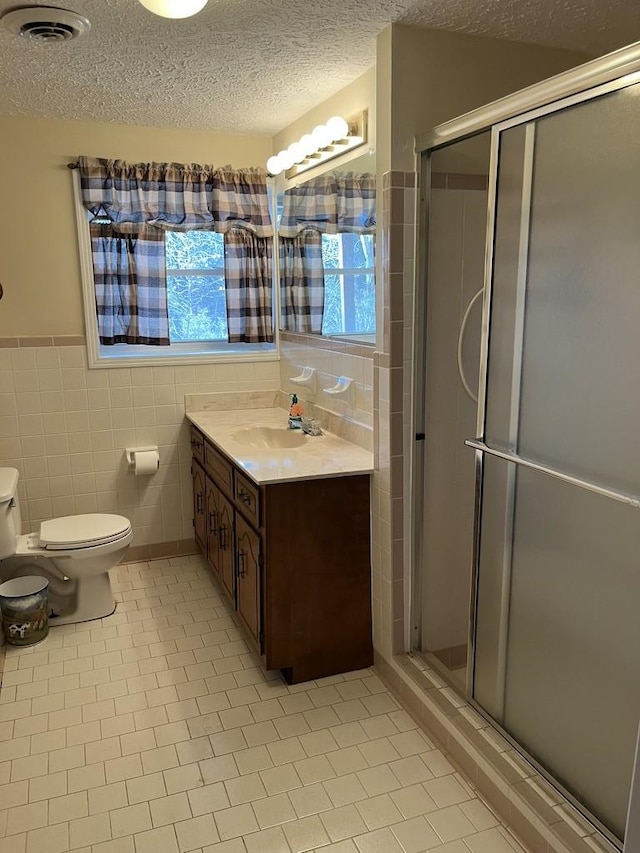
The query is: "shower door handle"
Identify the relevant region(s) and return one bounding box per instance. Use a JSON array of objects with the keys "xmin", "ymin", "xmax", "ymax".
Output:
[
  {"xmin": 465, "ymin": 438, "xmax": 640, "ymax": 509},
  {"xmin": 457, "ymin": 288, "xmax": 484, "ymax": 404}
]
